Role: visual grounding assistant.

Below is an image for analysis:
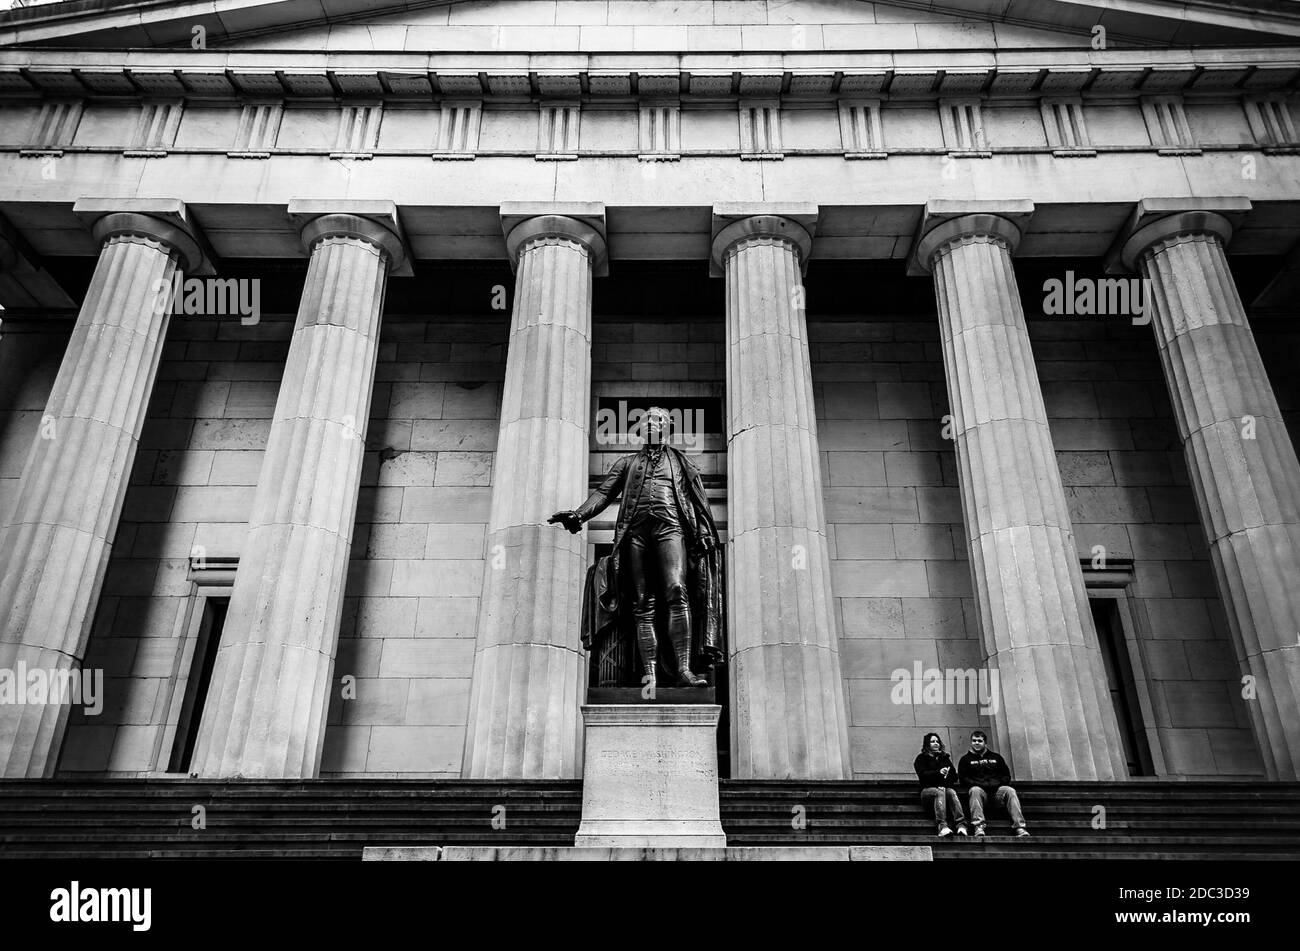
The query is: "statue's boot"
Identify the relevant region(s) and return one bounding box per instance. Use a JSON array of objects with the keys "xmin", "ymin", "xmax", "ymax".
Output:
[
  {"xmin": 670, "ymin": 627, "xmax": 707, "ymax": 687},
  {"xmin": 677, "ymin": 667, "xmax": 707, "ymax": 688},
  {"xmin": 636, "ymin": 624, "xmax": 658, "ymax": 693}
]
